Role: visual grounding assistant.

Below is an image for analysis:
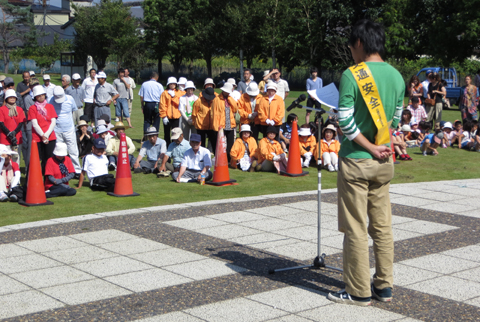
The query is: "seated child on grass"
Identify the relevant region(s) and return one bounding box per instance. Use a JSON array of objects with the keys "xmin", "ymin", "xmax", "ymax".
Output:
[
  {"xmin": 442, "ymin": 122, "xmax": 454, "ymax": 147},
  {"xmin": 256, "ymin": 126, "xmax": 287, "ymax": 173},
  {"xmin": 315, "ymin": 124, "xmax": 340, "ymax": 171},
  {"xmin": 416, "ymin": 121, "xmax": 432, "ymax": 146},
  {"xmin": 230, "ymin": 124, "xmax": 258, "ymax": 171},
  {"xmin": 45, "ymin": 142, "xmax": 77, "ymax": 198},
  {"xmin": 298, "ymin": 124, "xmax": 316, "ymax": 168},
  {"xmin": 458, "ymin": 121, "xmax": 476, "ymax": 150},
  {"xmin": 77, "ymin": 138, "xmax": 115, "ymax": 191},
  {"xmin": 450, "ymin": 120, "xmax": 463, "ymax": 147},
  {"xmin": 279, "ymin": 113, "xmax": 297, "ymax": 153},
  {"xmin": 421, "ymin": 130, "xmax": 444, "ymax": 156}
]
